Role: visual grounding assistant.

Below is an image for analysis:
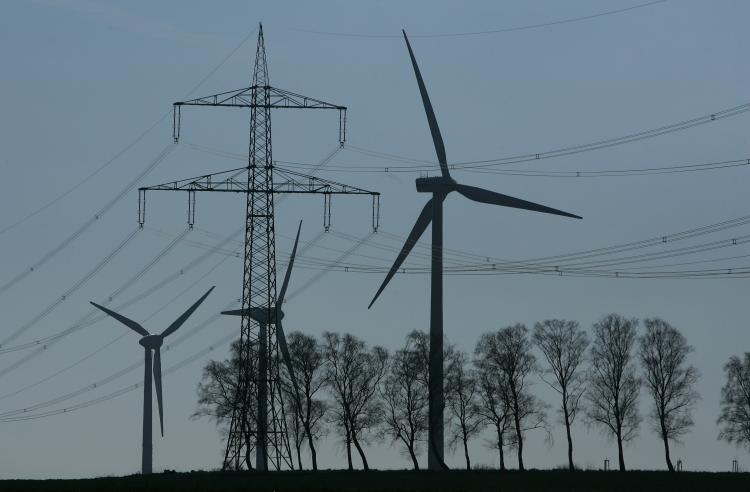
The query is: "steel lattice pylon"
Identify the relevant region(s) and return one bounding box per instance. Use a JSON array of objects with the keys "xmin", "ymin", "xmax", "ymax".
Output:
[
  {"xmin": 138, "ymin": 24, "xmax": 379, "ymax": 471},
  {"xmin": 239, "ymin": 25, "xmax": 280, "ymax": 471}
]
